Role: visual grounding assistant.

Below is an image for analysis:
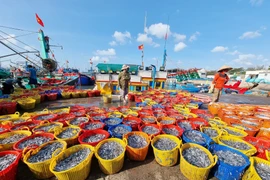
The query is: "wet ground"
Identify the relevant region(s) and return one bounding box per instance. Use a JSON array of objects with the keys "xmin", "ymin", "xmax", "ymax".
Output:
[{"xmin": 16, "ymin": 93, "xmax": 269, "ymax": 180}]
